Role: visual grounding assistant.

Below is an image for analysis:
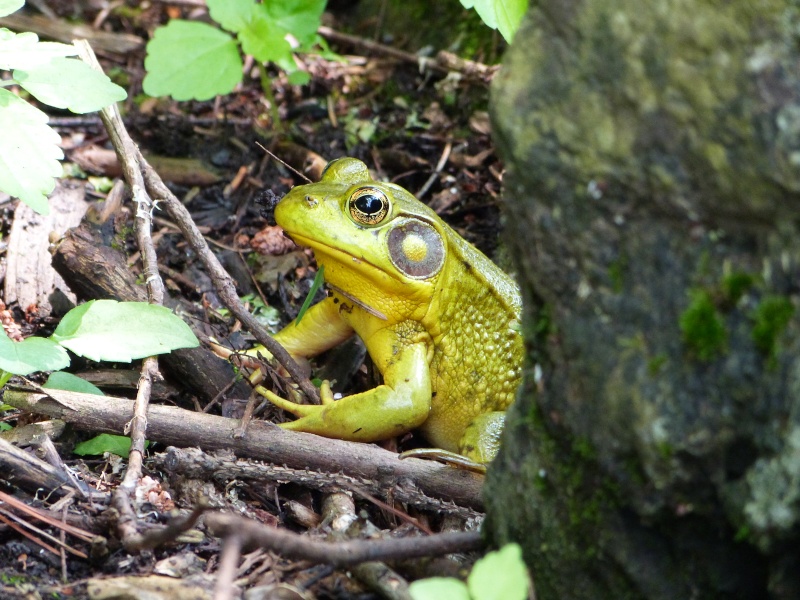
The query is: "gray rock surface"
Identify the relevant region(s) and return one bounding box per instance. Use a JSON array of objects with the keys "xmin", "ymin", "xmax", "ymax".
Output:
[{"xmin": 486, "ymin": 1, "xmax": 800, "ymax": 598}]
